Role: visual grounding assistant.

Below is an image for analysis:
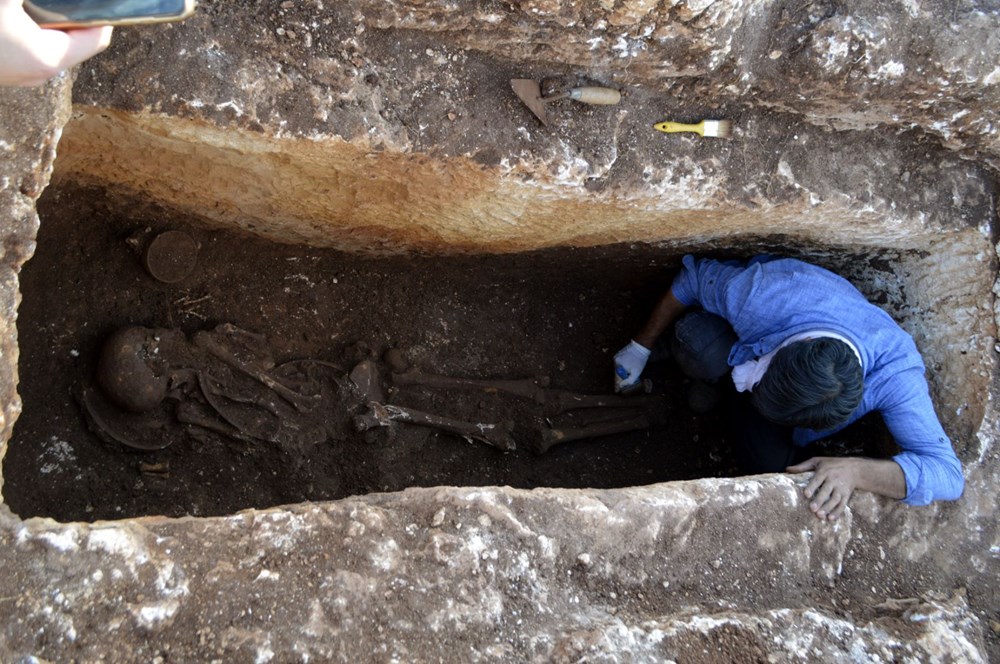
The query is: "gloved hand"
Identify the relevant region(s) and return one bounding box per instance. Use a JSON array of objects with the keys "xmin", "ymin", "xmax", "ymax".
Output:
[{"xmin": 613, "ymin": 340, "xmax": 651, "ymax": 393}]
